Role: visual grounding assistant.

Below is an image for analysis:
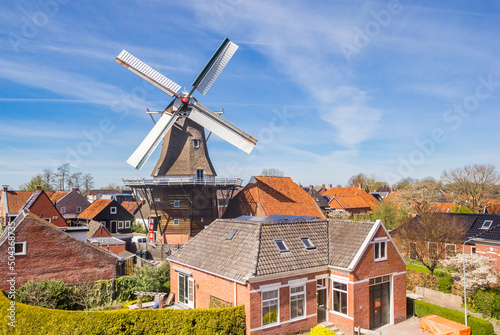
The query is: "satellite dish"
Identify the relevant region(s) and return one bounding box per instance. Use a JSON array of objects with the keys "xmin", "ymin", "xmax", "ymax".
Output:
[{"xmin": 115, "ymin": 38, "xmax": 258, "ymax": 170}]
